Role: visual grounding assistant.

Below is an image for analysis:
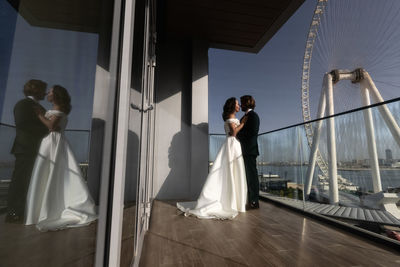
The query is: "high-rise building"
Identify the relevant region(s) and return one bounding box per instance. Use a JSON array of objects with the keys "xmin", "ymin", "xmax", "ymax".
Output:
[{"xmin": 386, "ymin": 149, "xmax": 393, "ymax": 162}]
